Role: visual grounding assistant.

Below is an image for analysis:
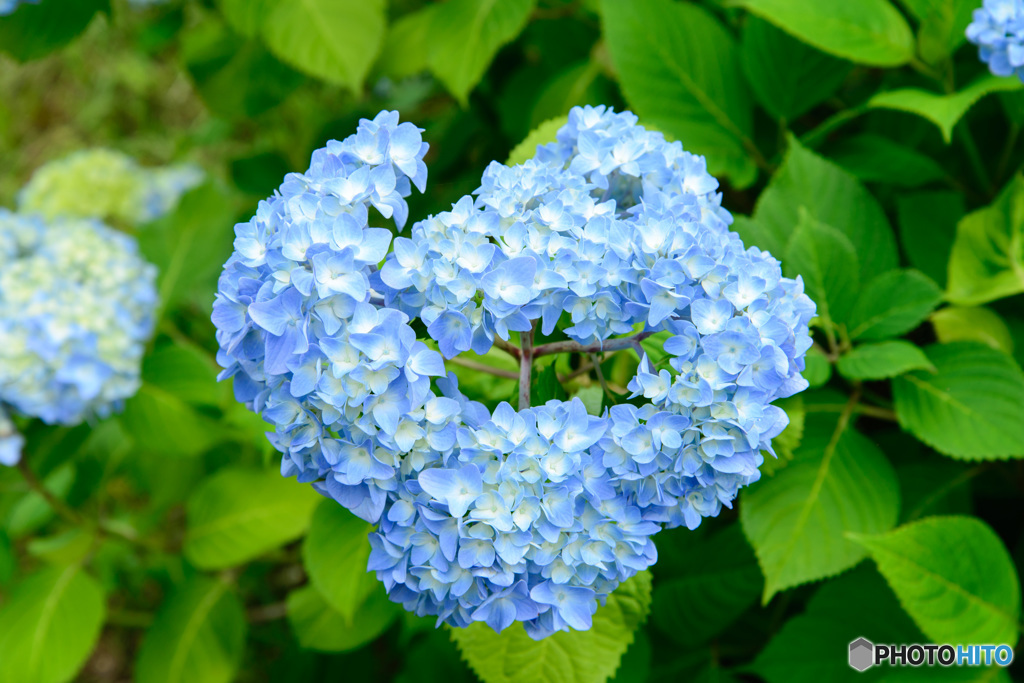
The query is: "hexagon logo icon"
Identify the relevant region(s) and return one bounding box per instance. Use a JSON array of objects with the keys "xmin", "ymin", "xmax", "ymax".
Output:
[{"xmin": 849, "ymin": 638, "xmax": 874, "ymax": 672}]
